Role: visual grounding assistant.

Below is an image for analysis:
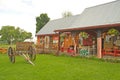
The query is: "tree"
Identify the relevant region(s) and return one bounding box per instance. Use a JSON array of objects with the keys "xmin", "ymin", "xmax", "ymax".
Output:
[
  {"xmin": 36, "ymin": 13, "xmax": 50, "ymax": 33},
  {"xmin": 14, "ymin": 27, "xmax": 32, "ymax": 42},
  {"xmin": 0, "ymin": 26, "xmax": 15, "ymax": 44},
  {"xmin": 0, "ymin": 26, "xmax": 32, "ymax": 44},
  {"xmin": 62, "ymin": 11, "xmax": 73, "ymax": 18}
]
